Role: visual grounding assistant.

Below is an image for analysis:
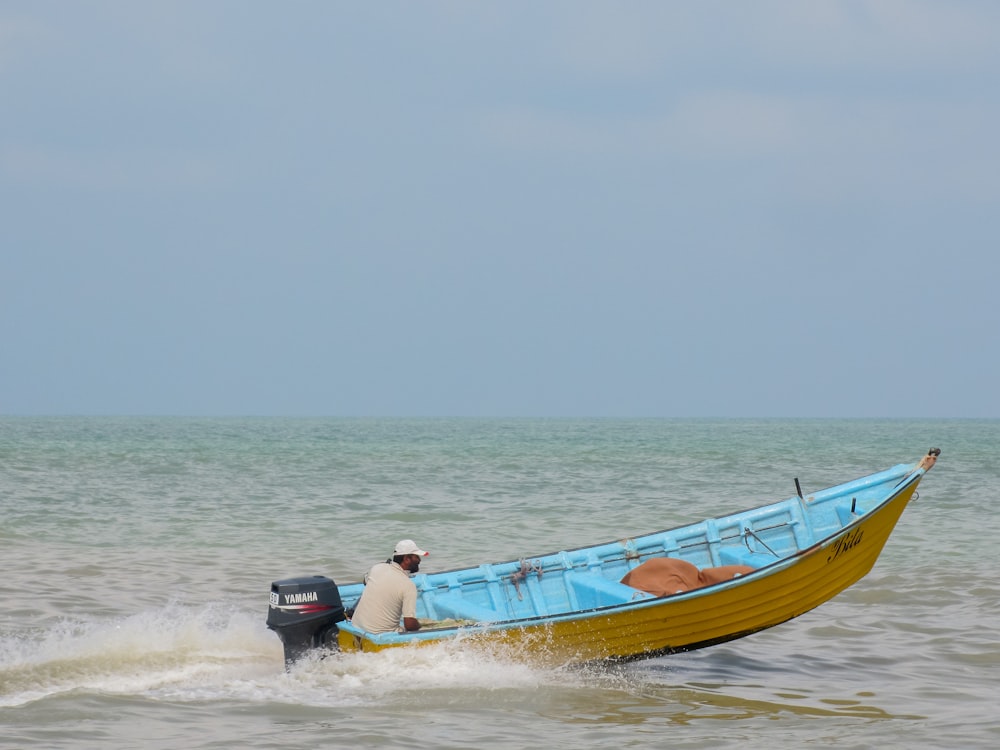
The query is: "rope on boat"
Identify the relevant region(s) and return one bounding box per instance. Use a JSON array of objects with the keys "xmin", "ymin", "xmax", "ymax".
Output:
[
  {"xmin": 743, "ymin": 527, "xmax": 780, "ymax": 557},
  {"xmin": 509, "ymin": 558, "xmax": 543, "ymax": 600}
]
